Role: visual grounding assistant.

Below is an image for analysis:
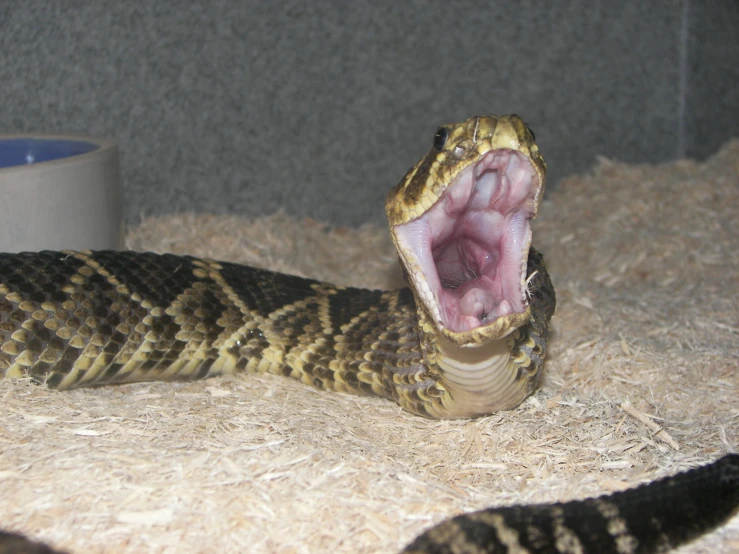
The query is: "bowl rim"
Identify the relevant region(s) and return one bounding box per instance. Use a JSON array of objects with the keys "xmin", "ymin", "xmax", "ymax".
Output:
[{"xmin": 0, "ymin": 133, "xmax": 117, "ymax": 174}]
